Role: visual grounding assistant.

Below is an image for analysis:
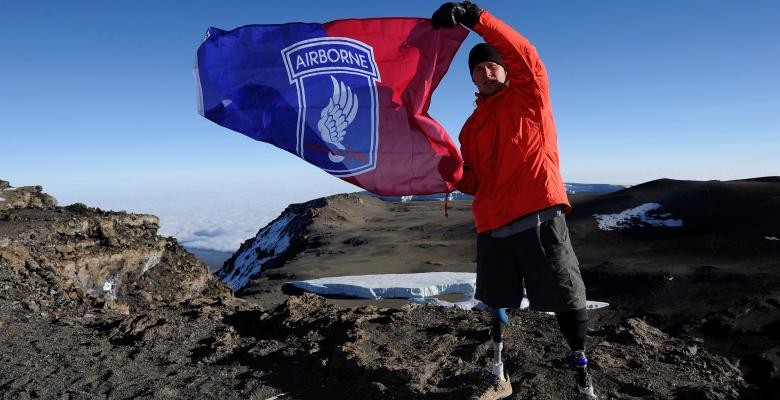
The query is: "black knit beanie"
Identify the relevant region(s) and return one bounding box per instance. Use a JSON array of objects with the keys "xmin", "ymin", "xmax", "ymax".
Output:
[{"xmin": 468, "ymin": 43, "xmax": 505, "ymax": 75}]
